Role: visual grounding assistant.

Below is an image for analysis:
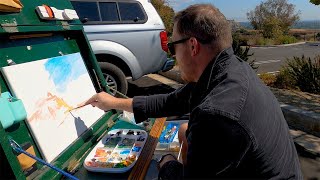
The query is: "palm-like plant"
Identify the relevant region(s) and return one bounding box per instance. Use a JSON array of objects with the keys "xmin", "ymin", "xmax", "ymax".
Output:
[{"xmin": 232, "ymin": 34, "xmax": 258, "ymax": 70}]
